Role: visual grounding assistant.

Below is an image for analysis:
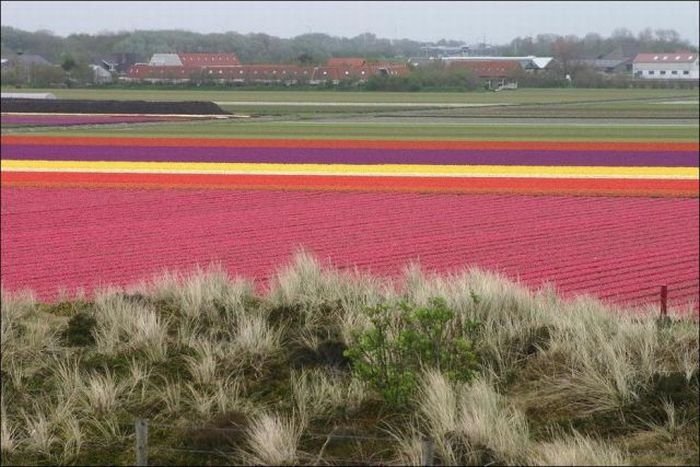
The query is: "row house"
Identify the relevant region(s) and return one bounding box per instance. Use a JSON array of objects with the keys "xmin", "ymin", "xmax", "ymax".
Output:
[
  {"xmin": 441, "ymin": 55, "xmax": 553, "ymax": 72},
  {"xmin": 126, "ymin": 54, "xmax": 409, "ymax": 85},
  {"xmin": 148, "ymin": 53, "xmax": 240, "ymax": 67},
  {"xmin": 309, "ymin": 64, "xmax": 409, "ymax": 84}
]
